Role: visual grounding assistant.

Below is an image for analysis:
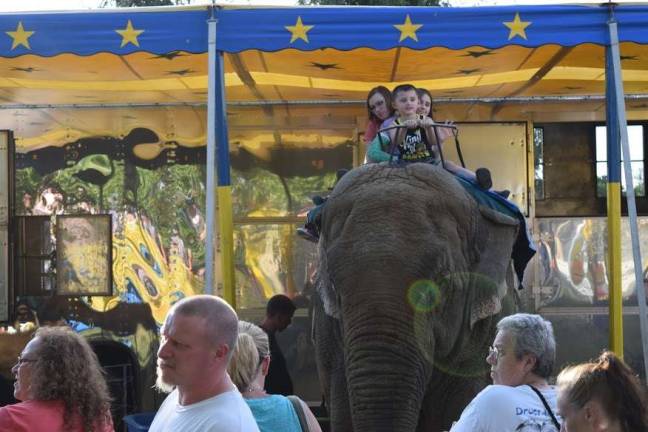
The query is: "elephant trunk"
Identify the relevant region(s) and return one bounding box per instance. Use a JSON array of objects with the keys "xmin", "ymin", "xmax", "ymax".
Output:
[{"xmin": 343, "ymin": 295, "xmax": 432, "ymax": 432}]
